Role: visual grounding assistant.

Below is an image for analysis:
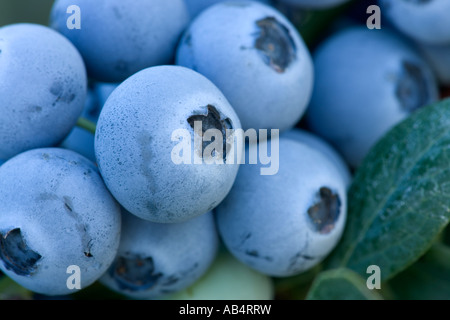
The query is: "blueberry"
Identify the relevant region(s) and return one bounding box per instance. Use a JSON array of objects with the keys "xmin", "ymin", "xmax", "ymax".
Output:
[
  {"xmin": 306, "ymin": 27, "xmax": 438, "ymax": 168},
  {"xmin": 215, "ymin": 137, "xmax": 347, "ymax": 277},
  {"xmin": 165, "ymin": 250, "xmax": 274, "ymax": 300},
  {"xmin": 60, "ymin": 85, "xmax": 98, "ymax": 162},
  {"xmin": 176, "ymin": 1, "xmax": 313, "ymax": 132},
  {"xmin": 50, "ymin": 0, "xmax": 189, "ymax": 82},
  {"xmin": 417, "ymin": 42, "xmax": 450, "ymax": 86},
  {"xmin": 281, "ymin": 128, "xmax": 352, "ymax": 188},
  {"xmin": 277, "ymin": 0, "xmax": 350, "ymax": 9},
  {"xmin": 95, "ymin": 65, "xmax": 242, "ymax": 223},
  {"xmin": 379, "ymin": 0, "xmax": 450, "ymax": 45},
  {"xmin": 0, "ymin": 148, "xmax": 121, "ymax": 296},
  {"xmin": 0, "ymin": 23, "xmax": 87, "ymax": 161},
  {"xmin": 60, "ymin": 127, "xmax": 96, "ymax": 163},
  {"xmin": 100, "ymin": 210, "xmax": 218, "ymax": 299},
  {"xmin": 185, "ymin": 0, "xmax": 271, "ymax": 18}
]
